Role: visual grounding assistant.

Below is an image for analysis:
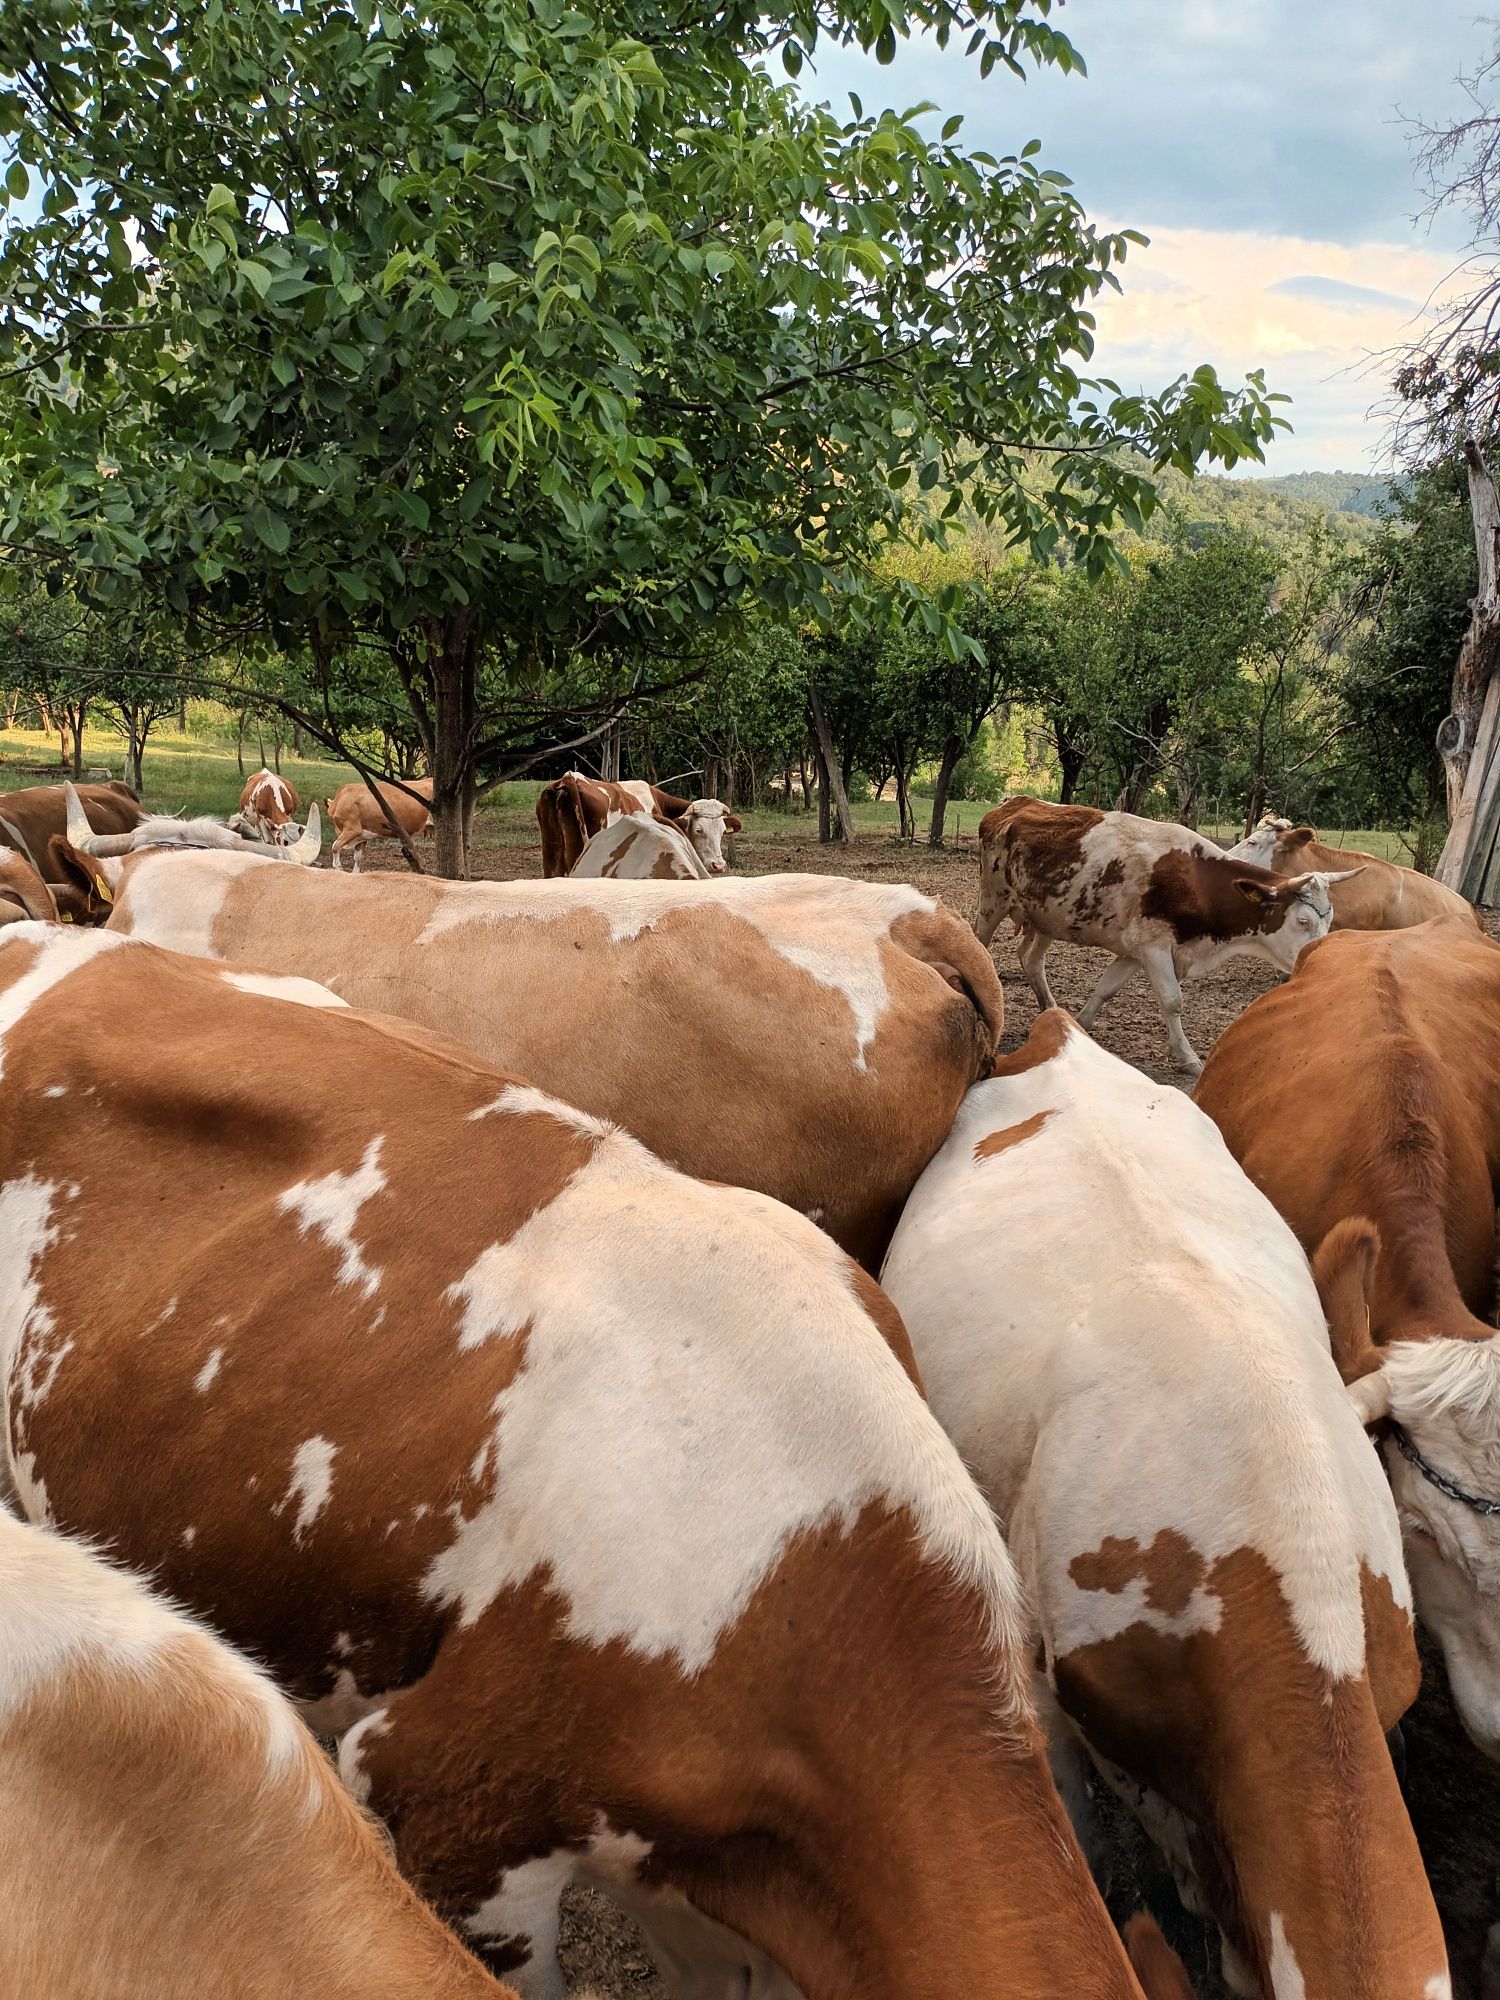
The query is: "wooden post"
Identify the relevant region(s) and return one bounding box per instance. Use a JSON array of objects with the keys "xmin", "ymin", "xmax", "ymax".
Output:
[{"xmin": 1436, "ymin": 441, "xmax": 1500, "ymax": 893}]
